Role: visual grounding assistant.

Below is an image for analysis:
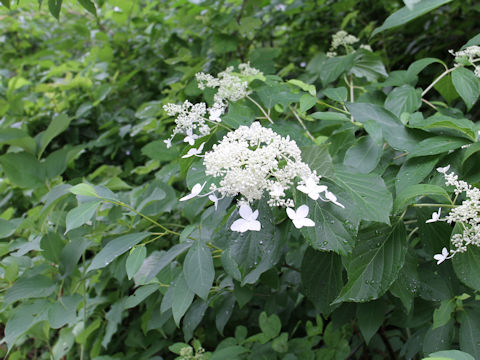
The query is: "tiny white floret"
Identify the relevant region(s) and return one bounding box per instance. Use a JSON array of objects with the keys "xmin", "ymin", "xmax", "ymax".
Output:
[
  {"xmin": 426, "ymin": 208, "xmax": 442, "ymax": 223},
  {"xmin": 324, "ymin": 191, "xmax": 345, "ymax": 208},
  {"xmin": 433, "ymin": 247, "xmax": 451, "ymax": 265},
  {"xmin": 164, "ymin": 138, "xmax": 172, "ymax": 149},
  {"xmin": 230, "ymin": 204, "xmax": 261, "ymax": 232},
  {"xmin": 179, "ymin": 182, "xmax": 205, "ymax": 202},
  {"xmin": 437, "ymin": 165, "xmax": 451, "ymax": 174},
  {"xmin": 182, "ymin": 143, "xmax": 205, "ymax": 158},
  {"xmin": 209, "ymin": 193, "xmax": 219, "ymax": 210},
  {"xmin": 183, "ymin": 129, "xmax": 199, "ymax": 146},
  {"xmin": 286, "ymin": 205, "xmax": 315, "ymax": 229}
]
